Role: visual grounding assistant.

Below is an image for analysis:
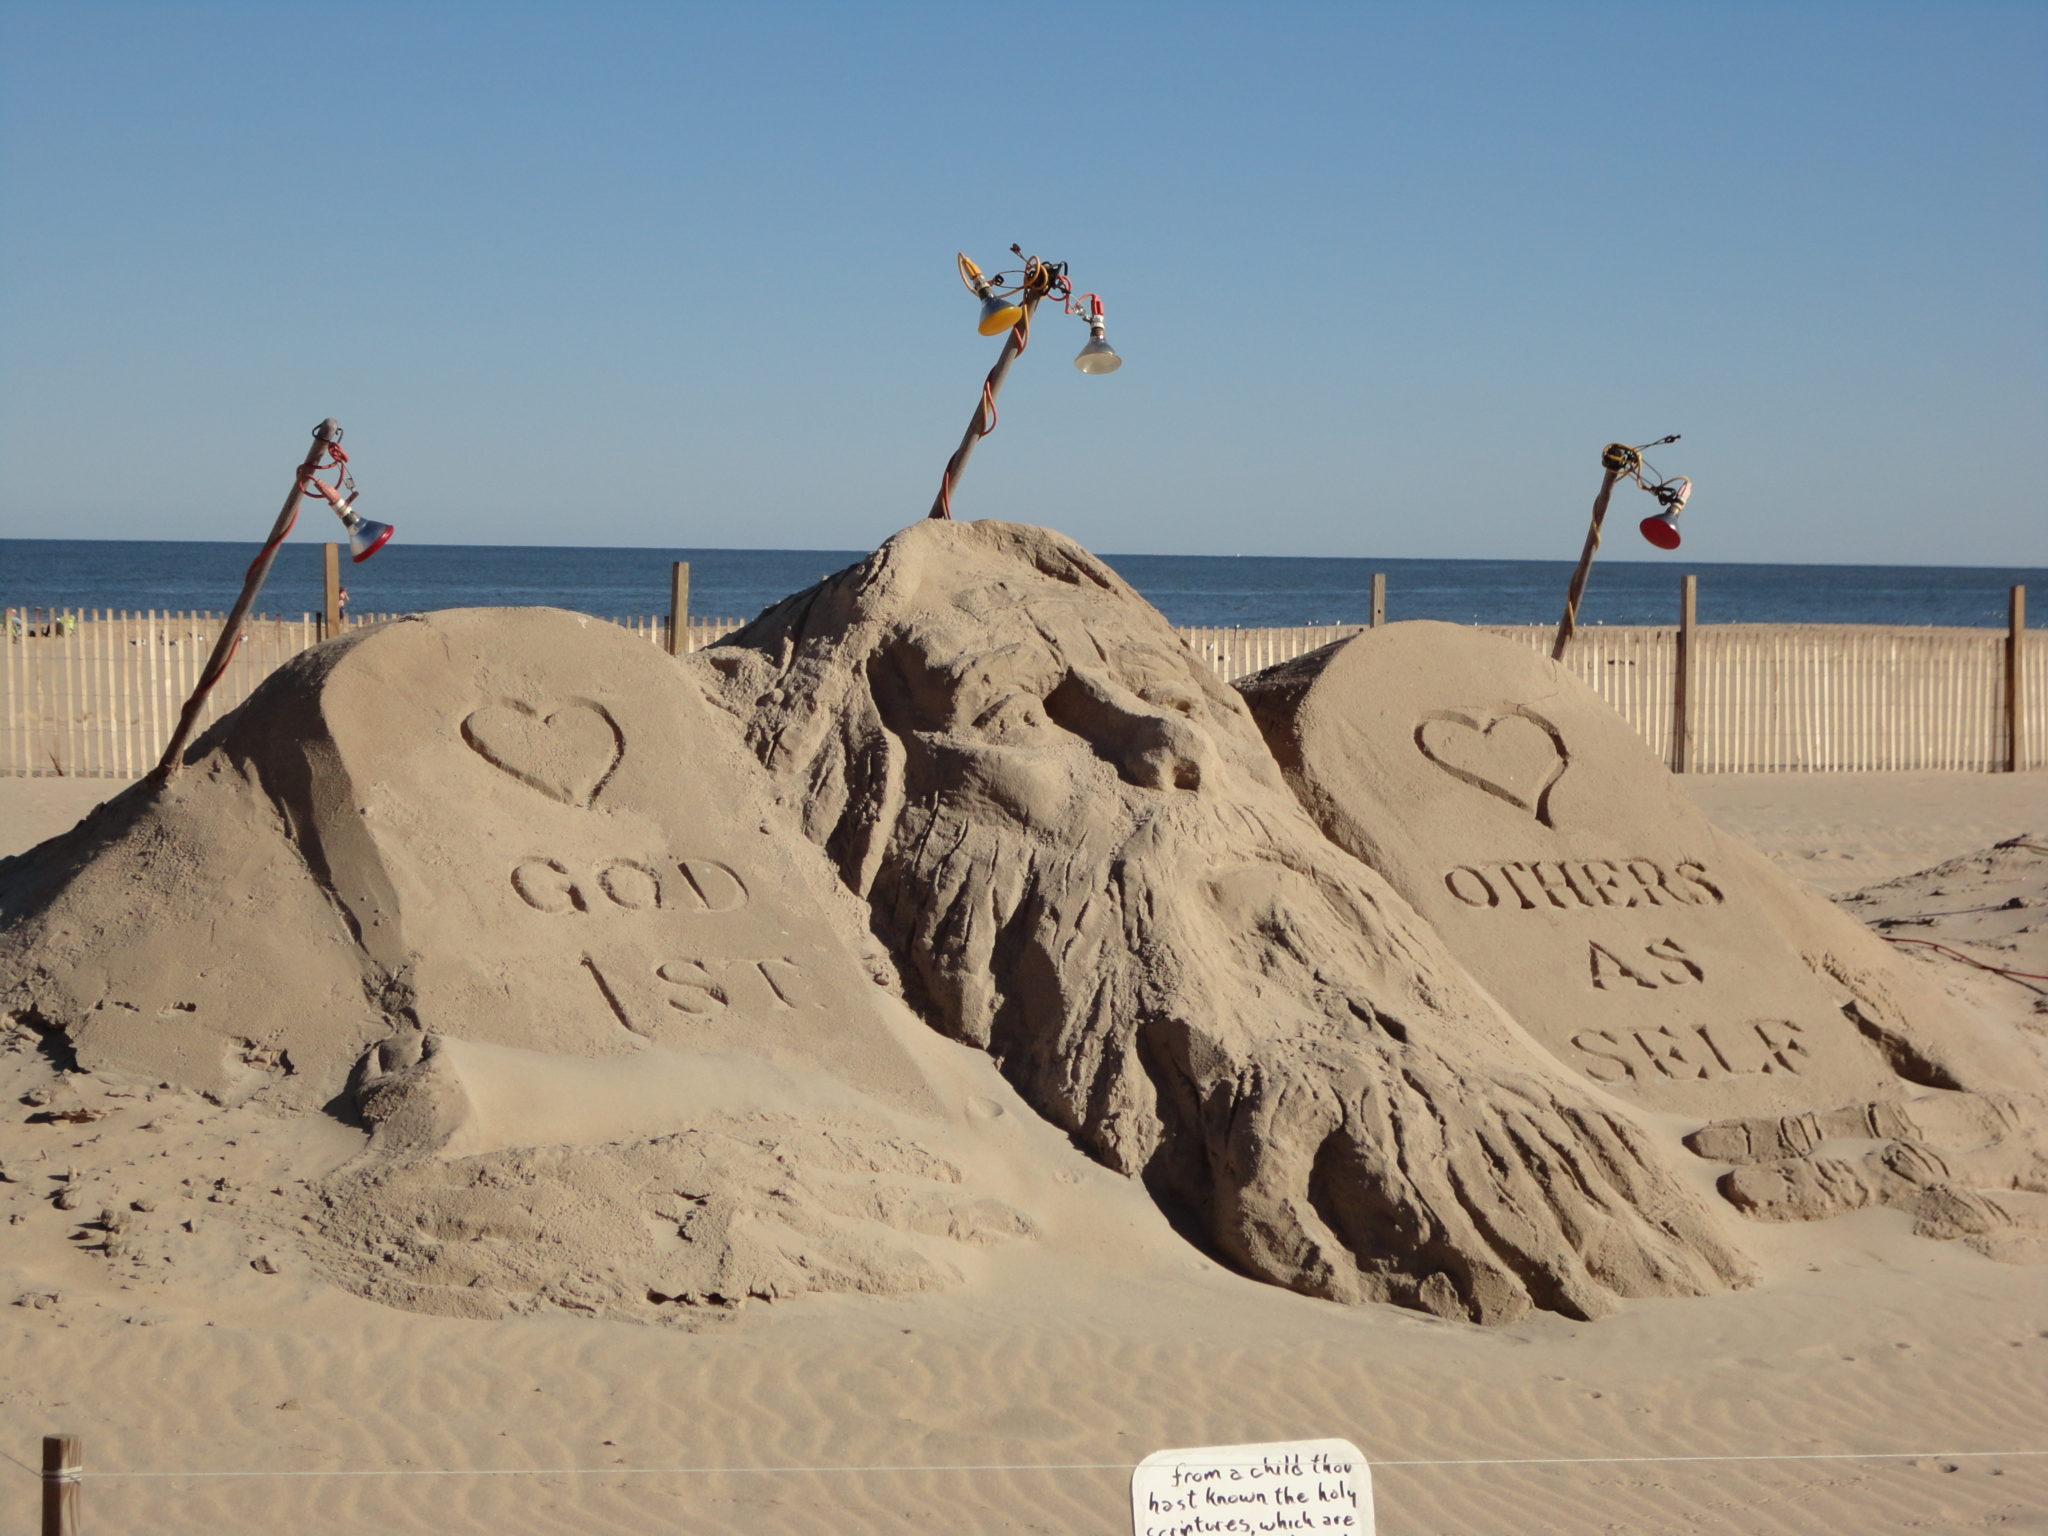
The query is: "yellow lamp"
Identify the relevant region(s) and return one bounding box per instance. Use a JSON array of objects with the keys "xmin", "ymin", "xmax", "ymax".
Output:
[
  {"xmin": 959, "ymin": 252, "xmax": 1025, "ymax": 335},
  {"xmin": 977, "ymin": 294, "xmax": 1025, "ymax": 335}
]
